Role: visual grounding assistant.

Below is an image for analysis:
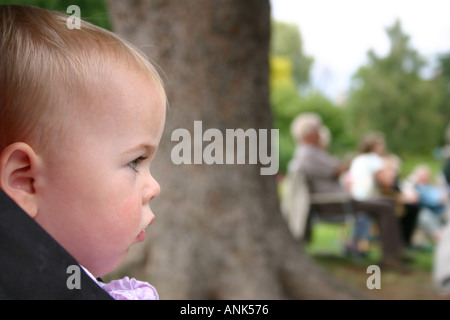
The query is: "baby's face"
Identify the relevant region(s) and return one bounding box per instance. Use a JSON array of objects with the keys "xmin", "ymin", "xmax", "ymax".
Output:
[
  {"xmin": 417, "ymin": 168, "xmax": 431, "ymax": 184},
  {"xmin": 34, "ymin": 66, "xmax": 166, "ymax": 277}
]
